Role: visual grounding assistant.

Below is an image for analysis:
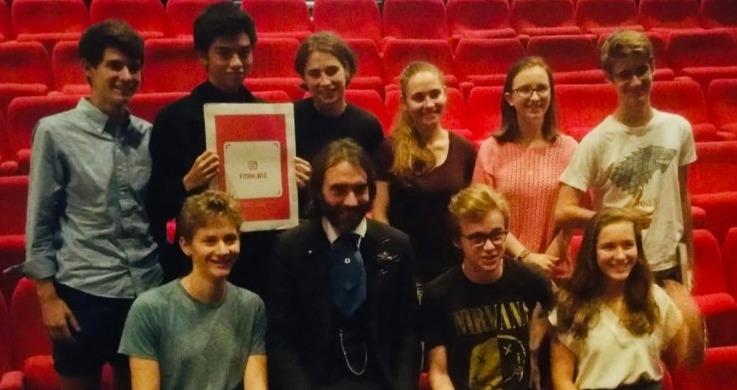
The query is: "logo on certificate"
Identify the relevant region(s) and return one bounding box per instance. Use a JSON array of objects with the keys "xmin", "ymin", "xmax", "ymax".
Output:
[{"xmin": 223, "ymin": 141, "xmax": 282, "ymax": 199}]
